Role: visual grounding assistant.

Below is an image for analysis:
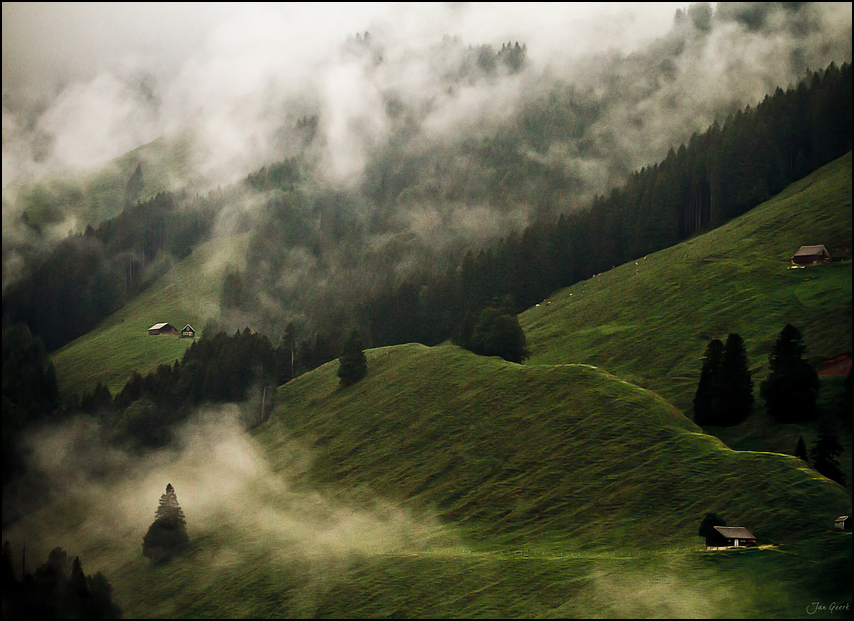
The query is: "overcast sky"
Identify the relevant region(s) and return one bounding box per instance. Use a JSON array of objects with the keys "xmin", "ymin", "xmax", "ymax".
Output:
[{"xmin": 2, "ymin": 3, "xmax": 687, "ymax": 91}]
